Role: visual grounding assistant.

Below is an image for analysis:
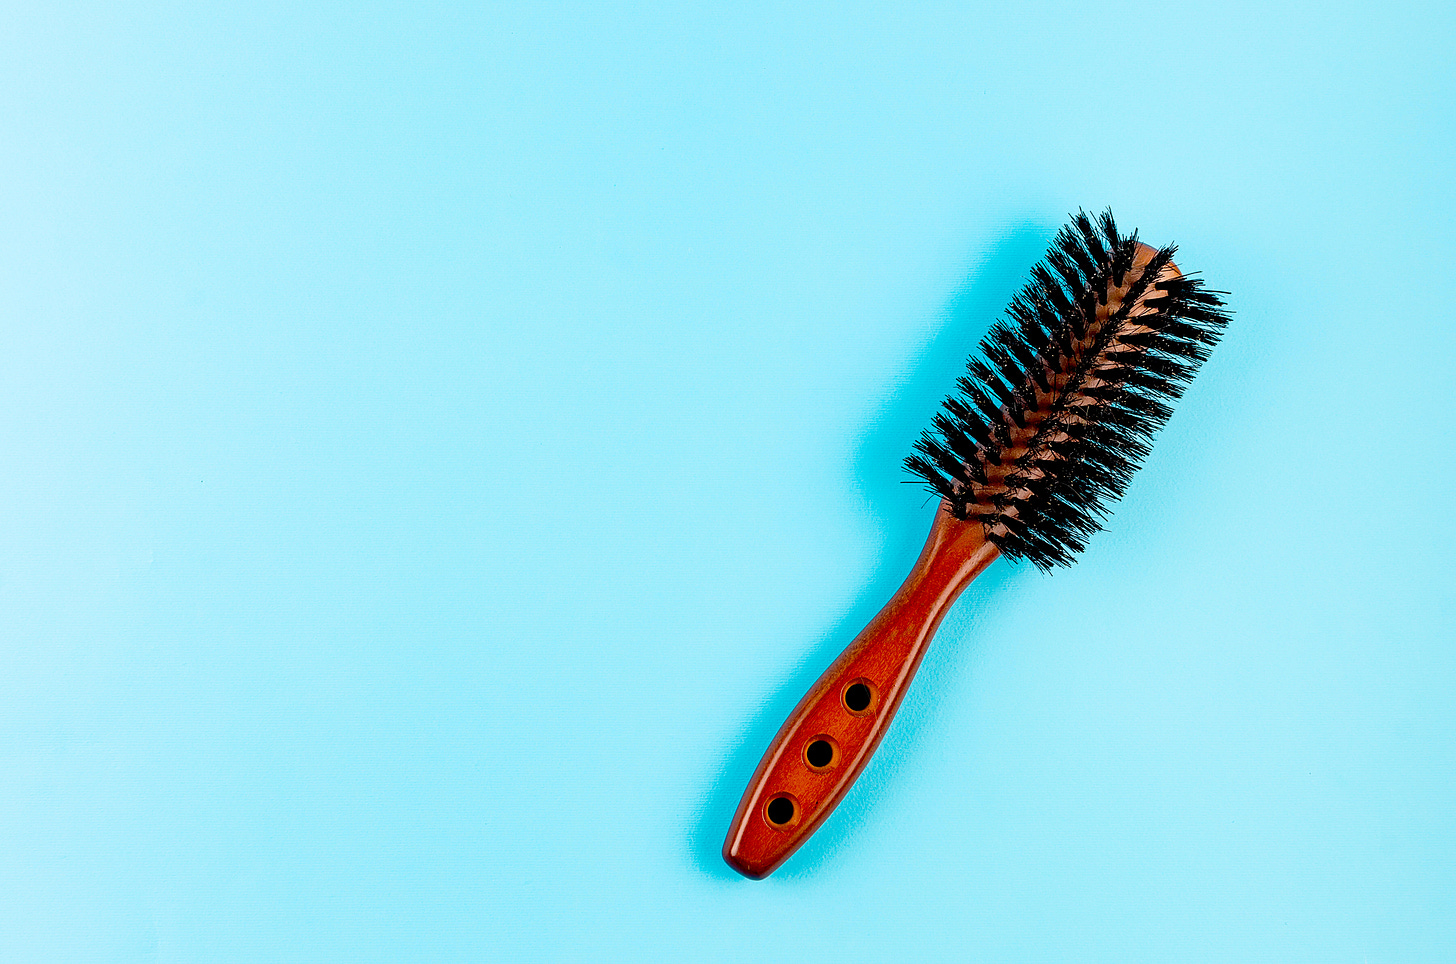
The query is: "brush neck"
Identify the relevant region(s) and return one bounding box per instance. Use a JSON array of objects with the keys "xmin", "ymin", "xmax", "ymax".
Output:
[{"xmin": 900, "ymin": 507, "xmax": 1002, "ymax": 625}]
